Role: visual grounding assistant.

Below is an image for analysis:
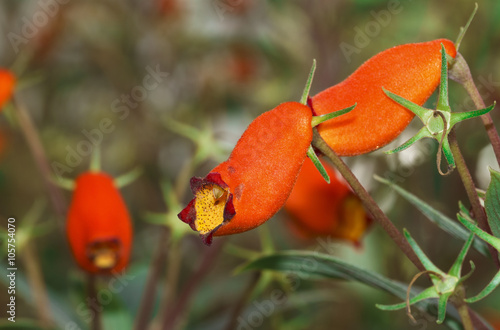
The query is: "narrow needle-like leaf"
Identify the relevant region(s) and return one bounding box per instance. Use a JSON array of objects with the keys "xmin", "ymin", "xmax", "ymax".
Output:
[
  {"xmin": 448, "ymin": 233, "xmax": 474, "ymax": 278},
  {"xmin": 437, "ymin": 44, "xmax": 450, "ymax": 111},
  {"xmin": 383, "ymin": 88, "xmax": 429, "ymax": 120},
  {"xmin": 457, "ymin": 213, "xmax": 500, "ymax": 251},
  {"xmin": 449, "ymin": 103, "xmax": 495, "ymax": 127},
  {"xmin": 465, "ymin": 270, "xmax": 500, "ymax": 303},
  {"xmin": 385, "ymin": 127, "xmax": 432, "ymax": 154},
  {"xmin": 311, "ymin": 104, "xmax": 356, "ymax": 127},
  {"xmin": 300, "ymin": 59, "xmax": 316, "ymax": 105},
  {"xmin": 114, "ymin": 167, "xmax": 143, "ymax": 188},
  {"xmin": 436, "ymin": 292, "xmax": 452, "ymax": 324},
  {"xmin": 307, "ymin": 146, "xmax": 329, "ymax": 183},
  {"xmin": 404, "ymin": 229, "xmax": 442, "ymax": 274},
  {"xmin": 376, "ymin": 287, "xmax": 439, "ymax": 311}
]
